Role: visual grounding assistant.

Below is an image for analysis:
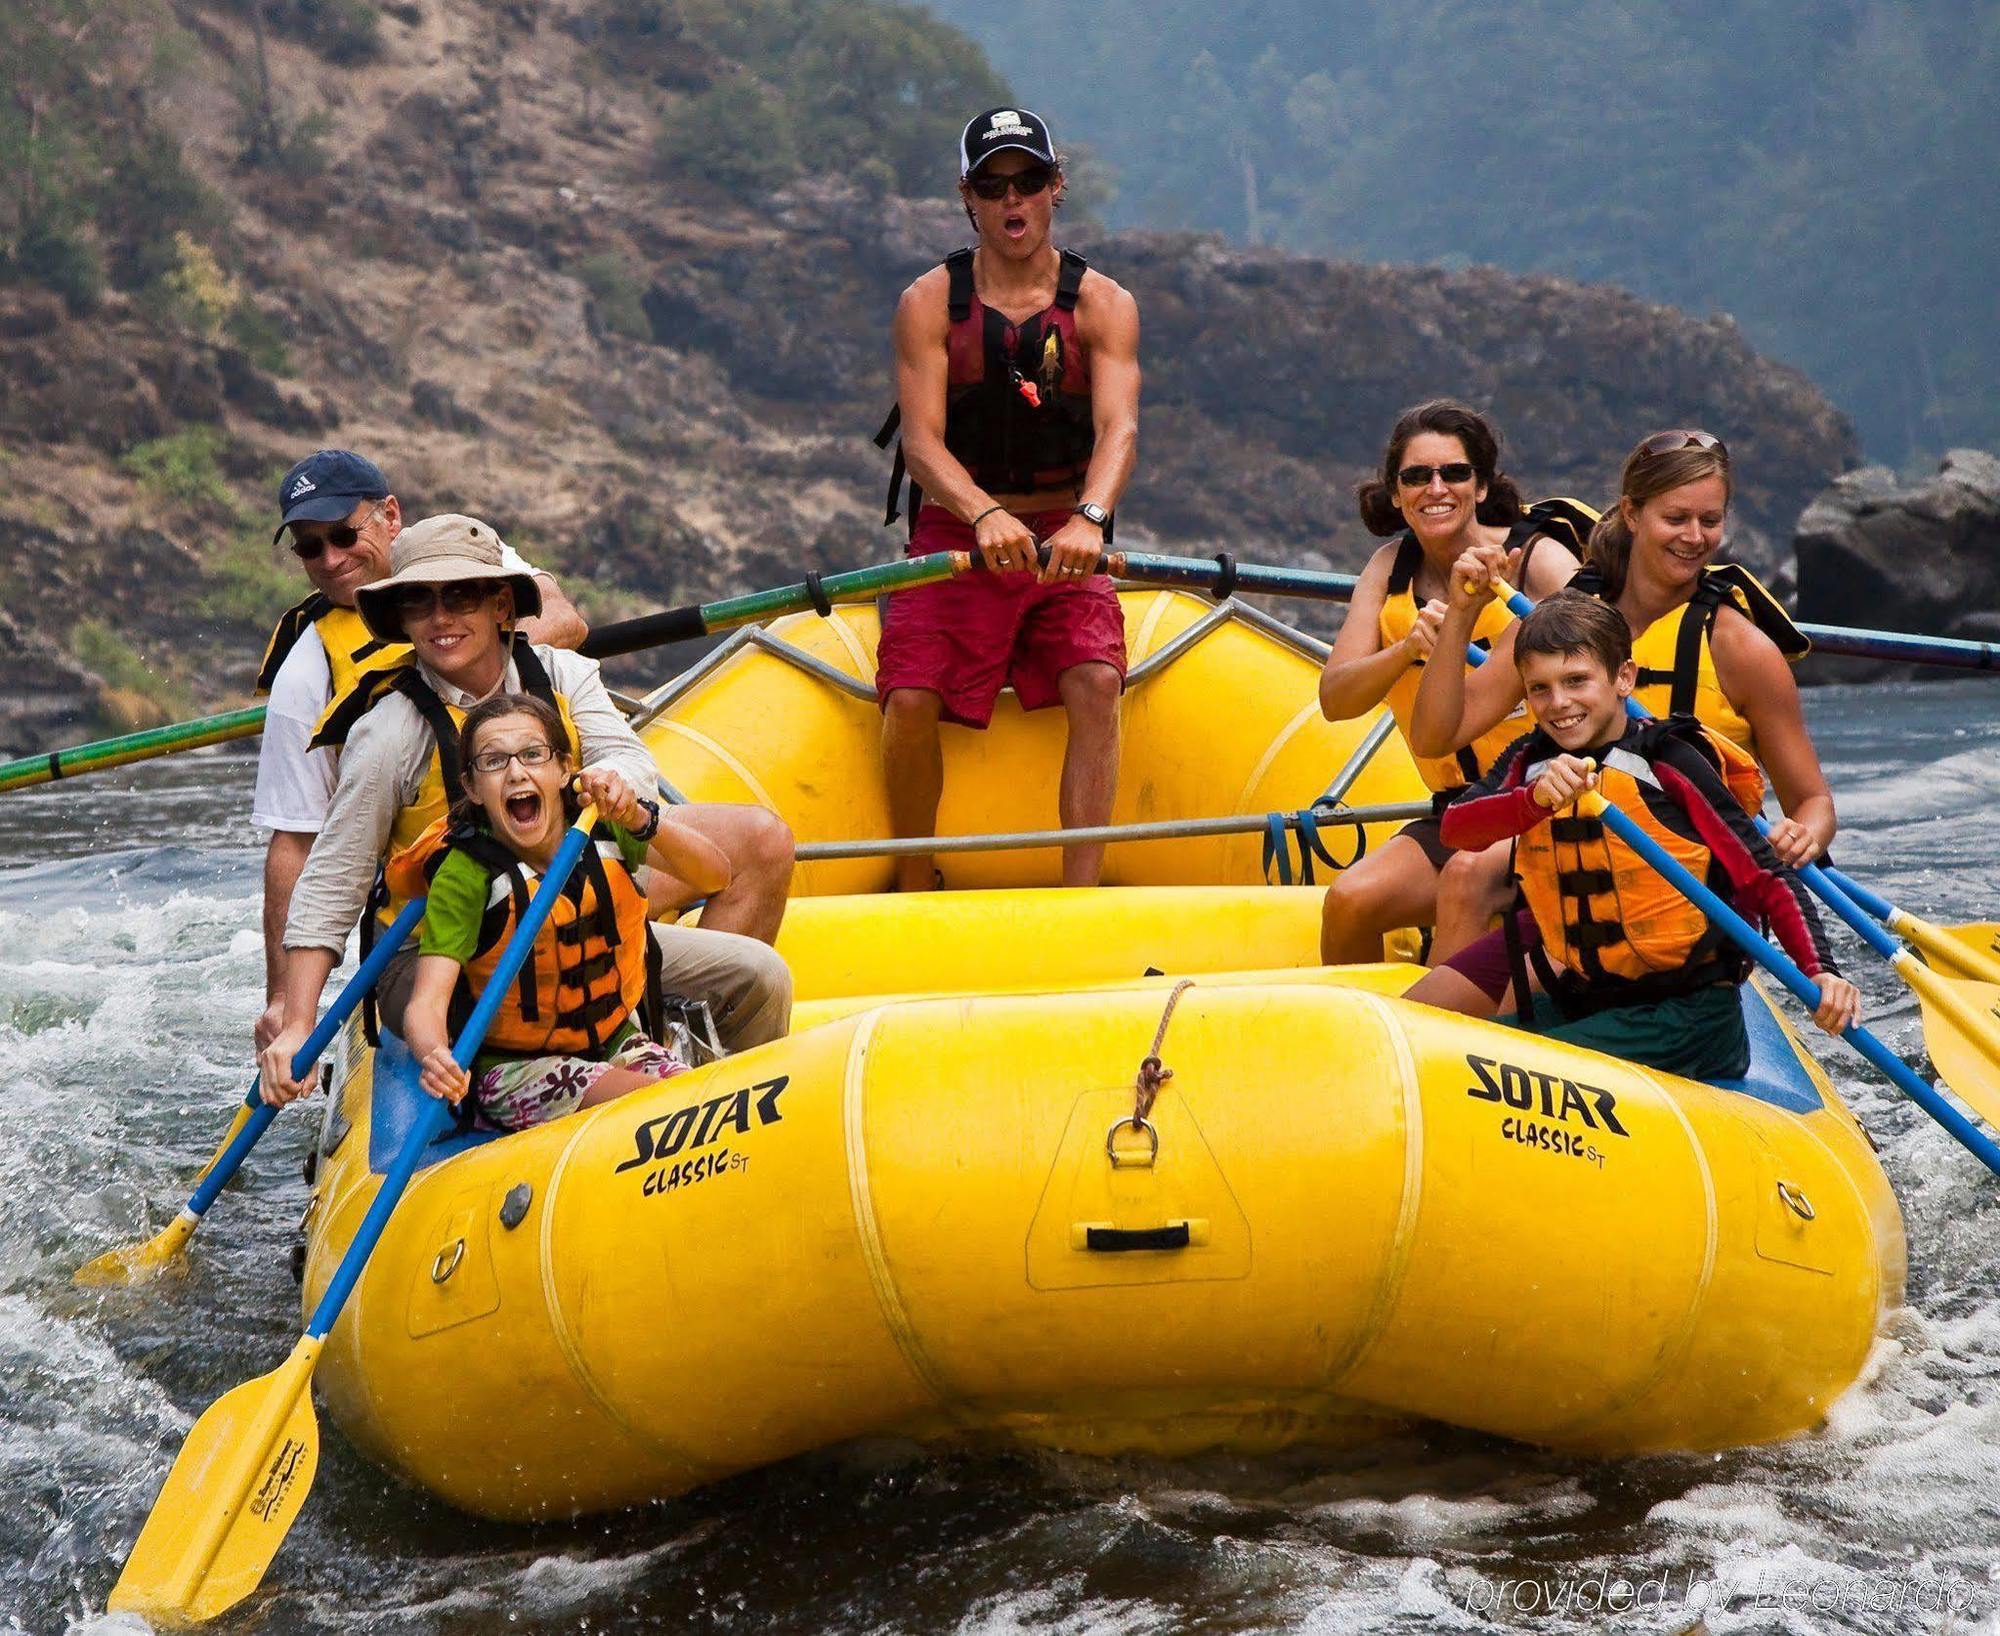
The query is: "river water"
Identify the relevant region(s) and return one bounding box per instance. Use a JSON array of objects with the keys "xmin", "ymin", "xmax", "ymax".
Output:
[{"xmin": 4, "ymin": 682, "xmax": 1999, "ymax": 1635}]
